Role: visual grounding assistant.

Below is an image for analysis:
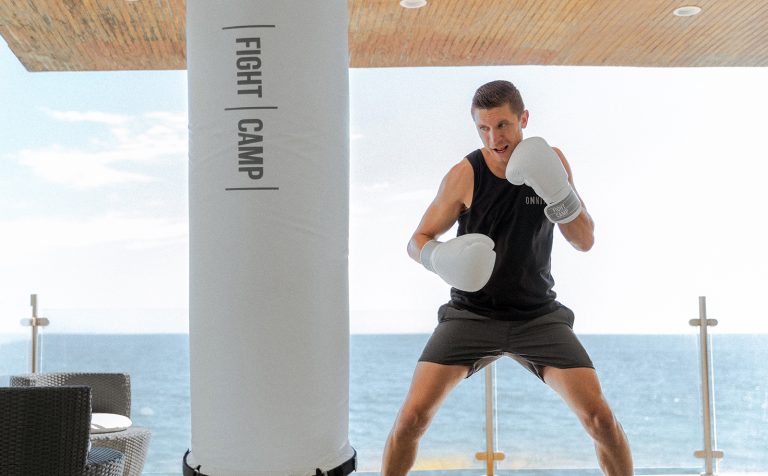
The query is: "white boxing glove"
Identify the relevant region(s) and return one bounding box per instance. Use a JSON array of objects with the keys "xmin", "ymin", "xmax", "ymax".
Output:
[
  {"xmin": 420, "ymin": 233, "xmax": 496, "ymax": 292},
  {"xmin": 506, "ymin": 137, "xmax": 582, "ymax": 224}
]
